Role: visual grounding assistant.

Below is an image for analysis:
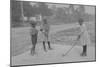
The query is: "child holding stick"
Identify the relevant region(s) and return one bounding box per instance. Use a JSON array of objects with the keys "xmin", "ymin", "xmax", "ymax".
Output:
[{"xmin": 78, "ymin": 18, "xmax": 91, "ymax": 56}]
